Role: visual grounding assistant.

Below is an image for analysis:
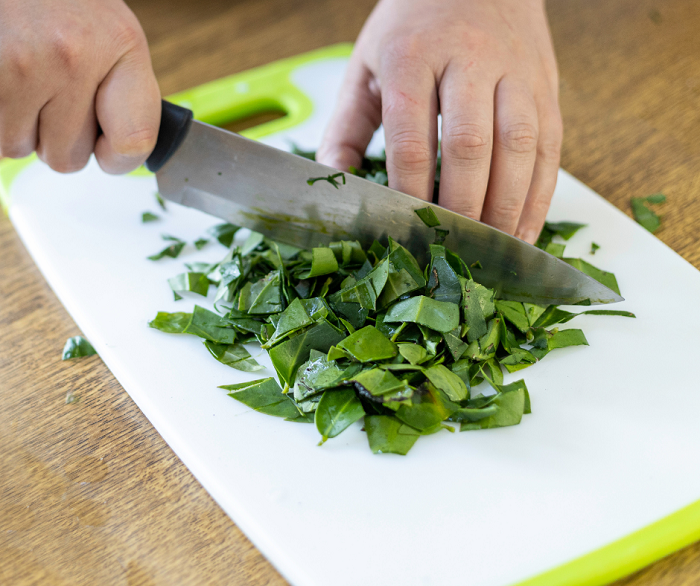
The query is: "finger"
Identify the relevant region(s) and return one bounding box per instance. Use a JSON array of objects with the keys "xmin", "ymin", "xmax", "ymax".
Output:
[
  {"xmin": 480, "ymin": 79, "xmax": 539, "ymax": 234},
  {"xmin": 94, "ymin": 47, "xmax": 160, "ymax": 175},
  {"xmin": 437, "ymin": 62, "xmax": 497, "ymax": 219},
  {"xmin": 514, "ymin": 100, "xmax": 563, "ymax": 244},
  {"xmin": 316, "ymin": 56, "xmax": 382, "ymax": 171},
  {"xmin": 381, "ymin": 56, "xmax": 438, "ymax": 201},
  {"xmin": 36, "ymin": 89, "xmax": 98, "ymax": 172},
  {"xmin": 0, "ymin": 98, "xmax": 41, "ymax": 159}
]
